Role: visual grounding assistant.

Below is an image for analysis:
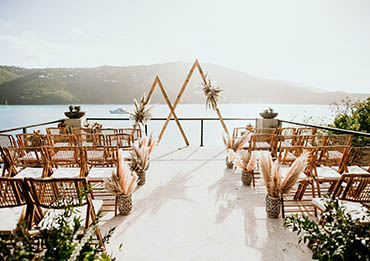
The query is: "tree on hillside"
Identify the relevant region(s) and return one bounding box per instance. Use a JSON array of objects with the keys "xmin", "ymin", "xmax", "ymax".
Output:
[{"xmin": 330, "ymin": 97, "xmax": 370, "ymax": 146}]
